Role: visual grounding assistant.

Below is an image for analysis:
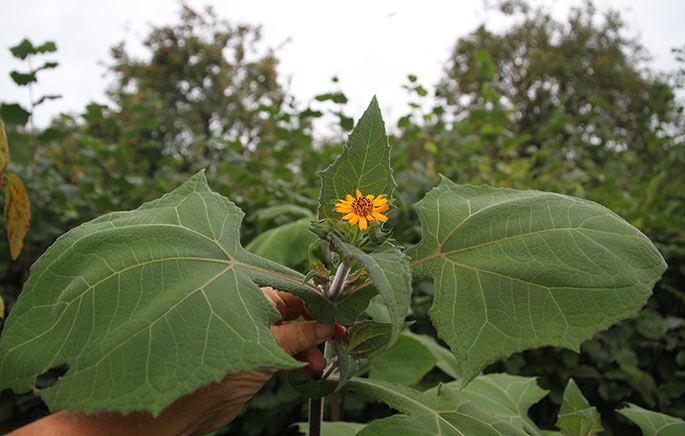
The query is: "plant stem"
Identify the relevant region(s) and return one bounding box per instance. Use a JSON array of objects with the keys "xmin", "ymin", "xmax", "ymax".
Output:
[
  {"xmin": 329, "ymin": 262, "xmax": 350, "ymax": 301},
  {"xmin": 320, "ymin": 355, "xmax": 339, "ymax": 380},
  {"xmin": 308, "ymin": 341, "xmax": 328, "ymax": 436},
  {"xmin": 308, "ymin": 397, "xmax": 324, "ymax": 436}
]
